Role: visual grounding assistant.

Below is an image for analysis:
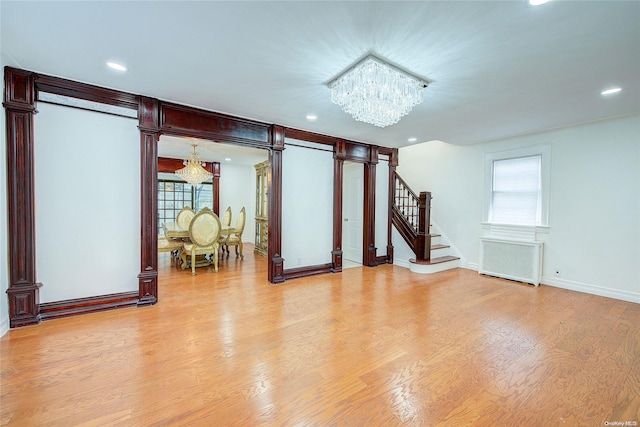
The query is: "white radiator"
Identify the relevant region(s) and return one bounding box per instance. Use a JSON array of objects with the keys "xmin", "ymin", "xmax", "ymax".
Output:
[{"xmin": 479, "ymin": 238, "xmax": 543, "ymax": 286}]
